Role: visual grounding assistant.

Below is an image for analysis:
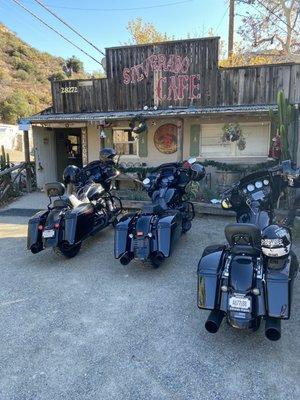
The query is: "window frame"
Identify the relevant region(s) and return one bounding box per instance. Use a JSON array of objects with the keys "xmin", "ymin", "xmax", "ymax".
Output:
[{"xmin": 112, "ymin": 127, "xmax": 139, "ymax": 157}]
